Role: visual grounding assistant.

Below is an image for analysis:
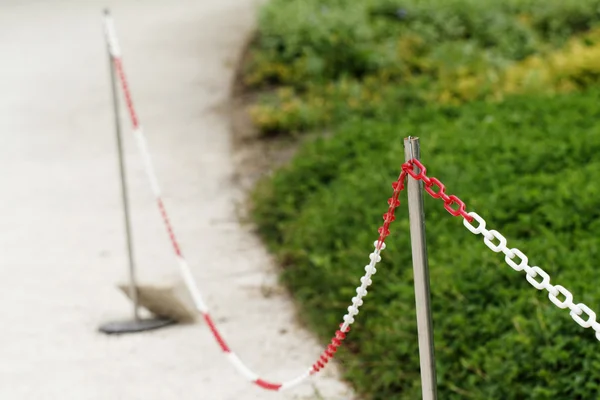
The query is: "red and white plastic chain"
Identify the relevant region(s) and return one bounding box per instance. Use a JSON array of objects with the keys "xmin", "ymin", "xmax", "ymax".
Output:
[
  {"xmin": 312, "ymin": 169, "xmax": 408, "ymax": 374},
  {"xmin": 103, "ymin": 13, "xmax": 408, "ymax": 391},
  {"xmin": 404, "ymin": 159, "xmax": 600, "ymax": 342}
]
